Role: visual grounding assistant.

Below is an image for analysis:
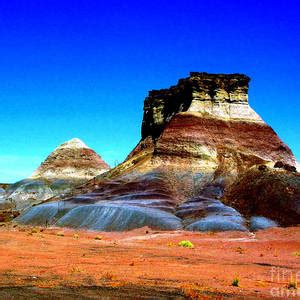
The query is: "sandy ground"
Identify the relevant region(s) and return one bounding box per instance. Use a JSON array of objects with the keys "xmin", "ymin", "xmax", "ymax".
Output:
[{"xmin": 0, "ymin": 224, "xmax": 299, "ymax": 299}]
